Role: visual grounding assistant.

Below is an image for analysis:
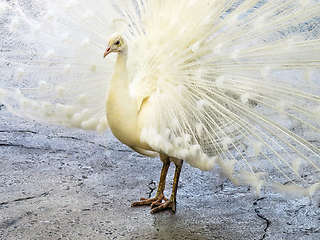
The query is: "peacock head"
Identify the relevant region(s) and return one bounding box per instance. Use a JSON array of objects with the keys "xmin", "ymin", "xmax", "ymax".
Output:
[{"xmin": 103, "ymin": 33, "xmax": 126, "ymax": 58}]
